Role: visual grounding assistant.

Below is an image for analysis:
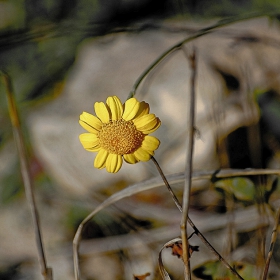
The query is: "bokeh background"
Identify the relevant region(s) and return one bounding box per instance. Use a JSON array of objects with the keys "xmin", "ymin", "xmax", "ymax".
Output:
[{"xmin": 2, "ymin": 1, "xmax": 280, "ymax": 279}]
